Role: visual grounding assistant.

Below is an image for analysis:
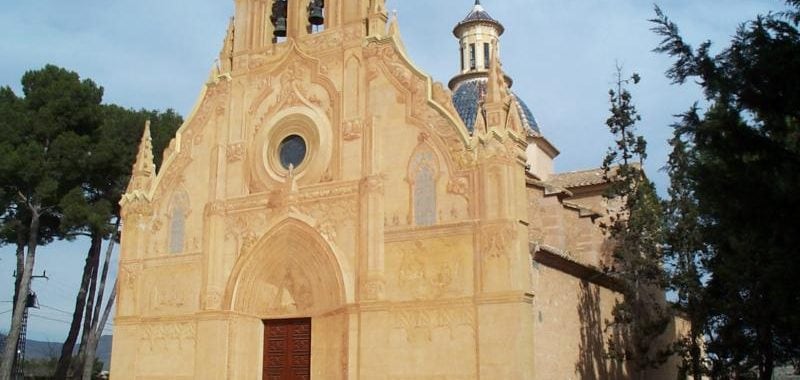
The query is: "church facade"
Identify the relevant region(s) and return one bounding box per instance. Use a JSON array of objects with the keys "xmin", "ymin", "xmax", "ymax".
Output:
[{"xmin": 110, "ymin": 1, "xmax": 684, "ymax": 378}]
